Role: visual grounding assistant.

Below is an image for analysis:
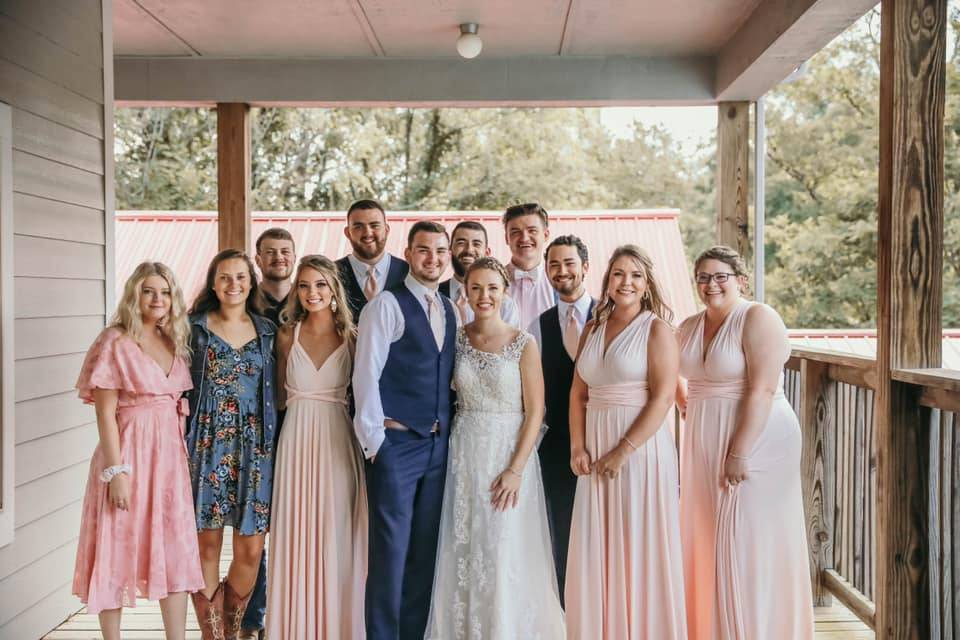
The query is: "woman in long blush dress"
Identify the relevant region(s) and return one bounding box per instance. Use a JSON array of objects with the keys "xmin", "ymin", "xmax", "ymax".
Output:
[
  {"xmin": 73, "ymin": 262, "xmax": 204, "ymax": 640},
  {"xmin": 266, "ymin": 255, "xmax": 367, "ymax": 639},
  {"xmin": 425, "ymin": 257, "xmax": 565, "ymax": 640},
  {"xmin": 678, "ymin": 245, "xmax": 813, "ymax": 639},
  {"xmin": 565, "ymin": 245, "xmax": 687, "ymax": 640}
]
